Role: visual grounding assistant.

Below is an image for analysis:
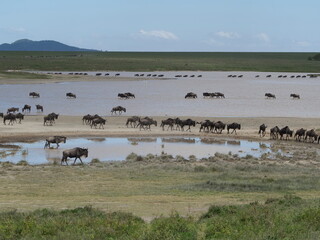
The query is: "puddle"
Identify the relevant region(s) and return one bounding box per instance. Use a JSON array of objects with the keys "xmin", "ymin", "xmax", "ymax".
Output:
[{"xmin": 0, "ymin": 137, "xmax": 275, "ymax": 165}]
